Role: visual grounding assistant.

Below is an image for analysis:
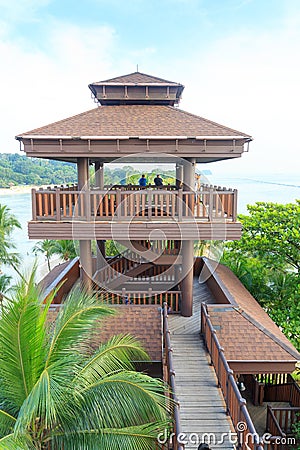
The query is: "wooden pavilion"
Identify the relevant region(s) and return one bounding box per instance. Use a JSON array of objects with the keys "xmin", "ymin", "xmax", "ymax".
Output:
[
  {"xmin": 16, "ymin": 71, "xmax": 252, "ymax": 317},
  {"xmin": 17, "ymin": 72, "xmax": 300, "ymax": 449}
]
